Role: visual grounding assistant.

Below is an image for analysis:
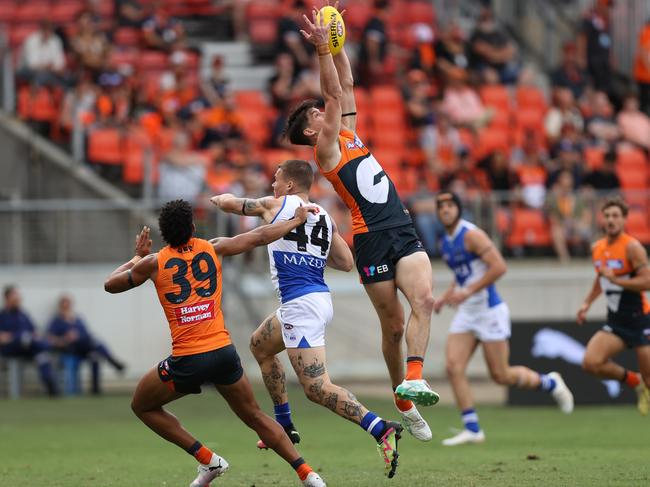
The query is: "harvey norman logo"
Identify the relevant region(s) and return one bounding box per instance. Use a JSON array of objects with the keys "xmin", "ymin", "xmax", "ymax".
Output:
[{"xmin": 174, "ymin": 301, "xmax": 214, "ymax": 326}]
